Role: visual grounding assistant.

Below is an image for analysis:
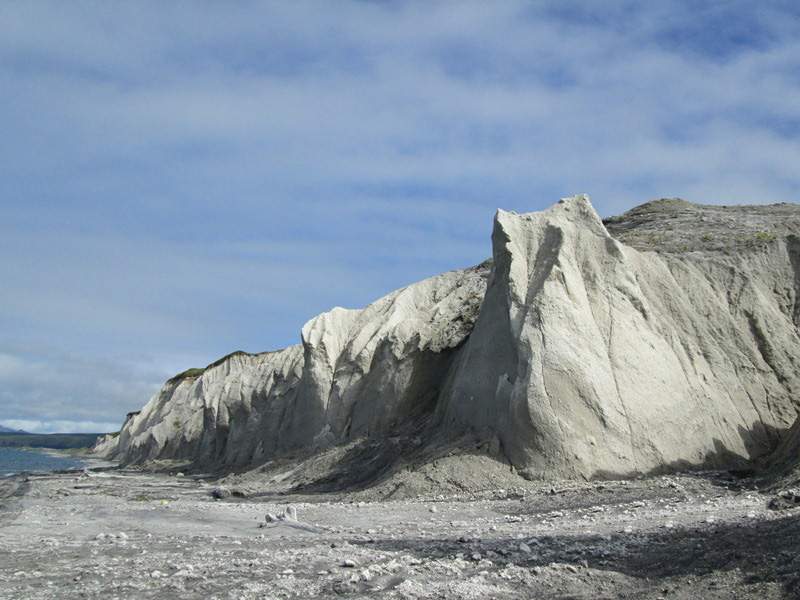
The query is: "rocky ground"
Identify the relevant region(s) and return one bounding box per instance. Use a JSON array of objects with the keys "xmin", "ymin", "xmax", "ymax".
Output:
[
  {"xmin": 1, "ymin": 465, "xmax": 799, "ymax": 599},
  {"xmin": 602, "ymin": 198, "xmax": 800, "ymax": 254}
]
